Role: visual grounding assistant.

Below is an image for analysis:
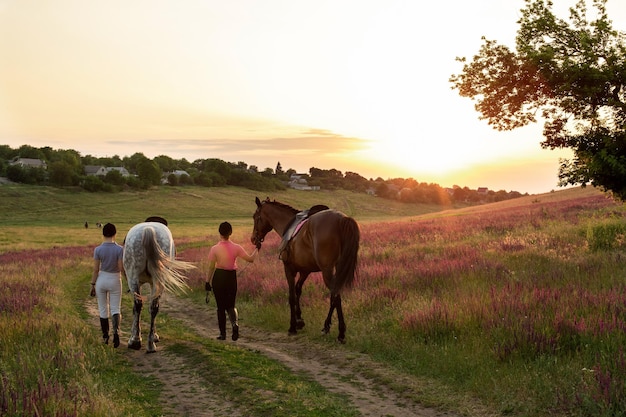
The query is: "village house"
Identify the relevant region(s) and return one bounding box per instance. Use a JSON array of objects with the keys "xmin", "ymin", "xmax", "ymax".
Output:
[
  {"xmin": 84, "ymin": 166, "xmax": 130, "ymax": 177},
  {"xmin": 84, "ymin": 165, "xmax": 107, "ymax": 176},
  {"xmin": 162, "ymin": 170, "xmax": 190, "ymax": 184},
  {"xmin": 106, "ymin": 167, "xmax": 130, "ymax": 177},
  {"xmin": 10, "ymin": 158, "xmax": 47, "ymax": 169},
  {"xmin": 288, "ymin": 174, "xmax": 320, "ymax": 191}
]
